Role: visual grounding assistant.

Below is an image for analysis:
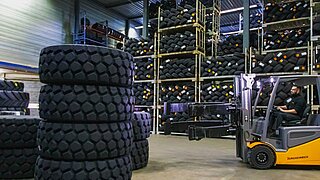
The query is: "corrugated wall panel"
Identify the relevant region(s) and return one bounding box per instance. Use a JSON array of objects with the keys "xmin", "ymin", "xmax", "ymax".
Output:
[
  {"xmin": 0, "ymin": 0, "xmax": 74, "ymax": 67},
  {"xmin": 80, "ymin": 0, "xmax": 126, "ymax": 32}
]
